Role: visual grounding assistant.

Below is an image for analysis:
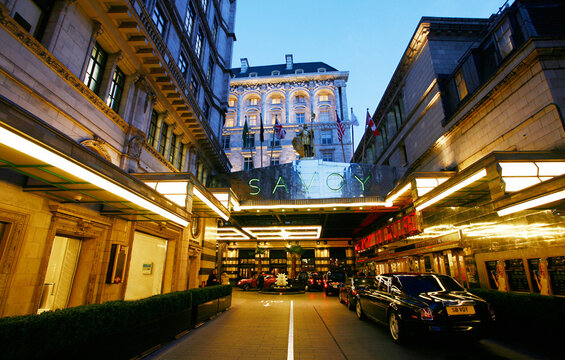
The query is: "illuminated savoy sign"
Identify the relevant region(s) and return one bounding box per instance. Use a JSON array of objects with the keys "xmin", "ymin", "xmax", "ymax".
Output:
[{"xmin": 216, "ymin": 159, "xmax": 402, "ymax": 202}]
